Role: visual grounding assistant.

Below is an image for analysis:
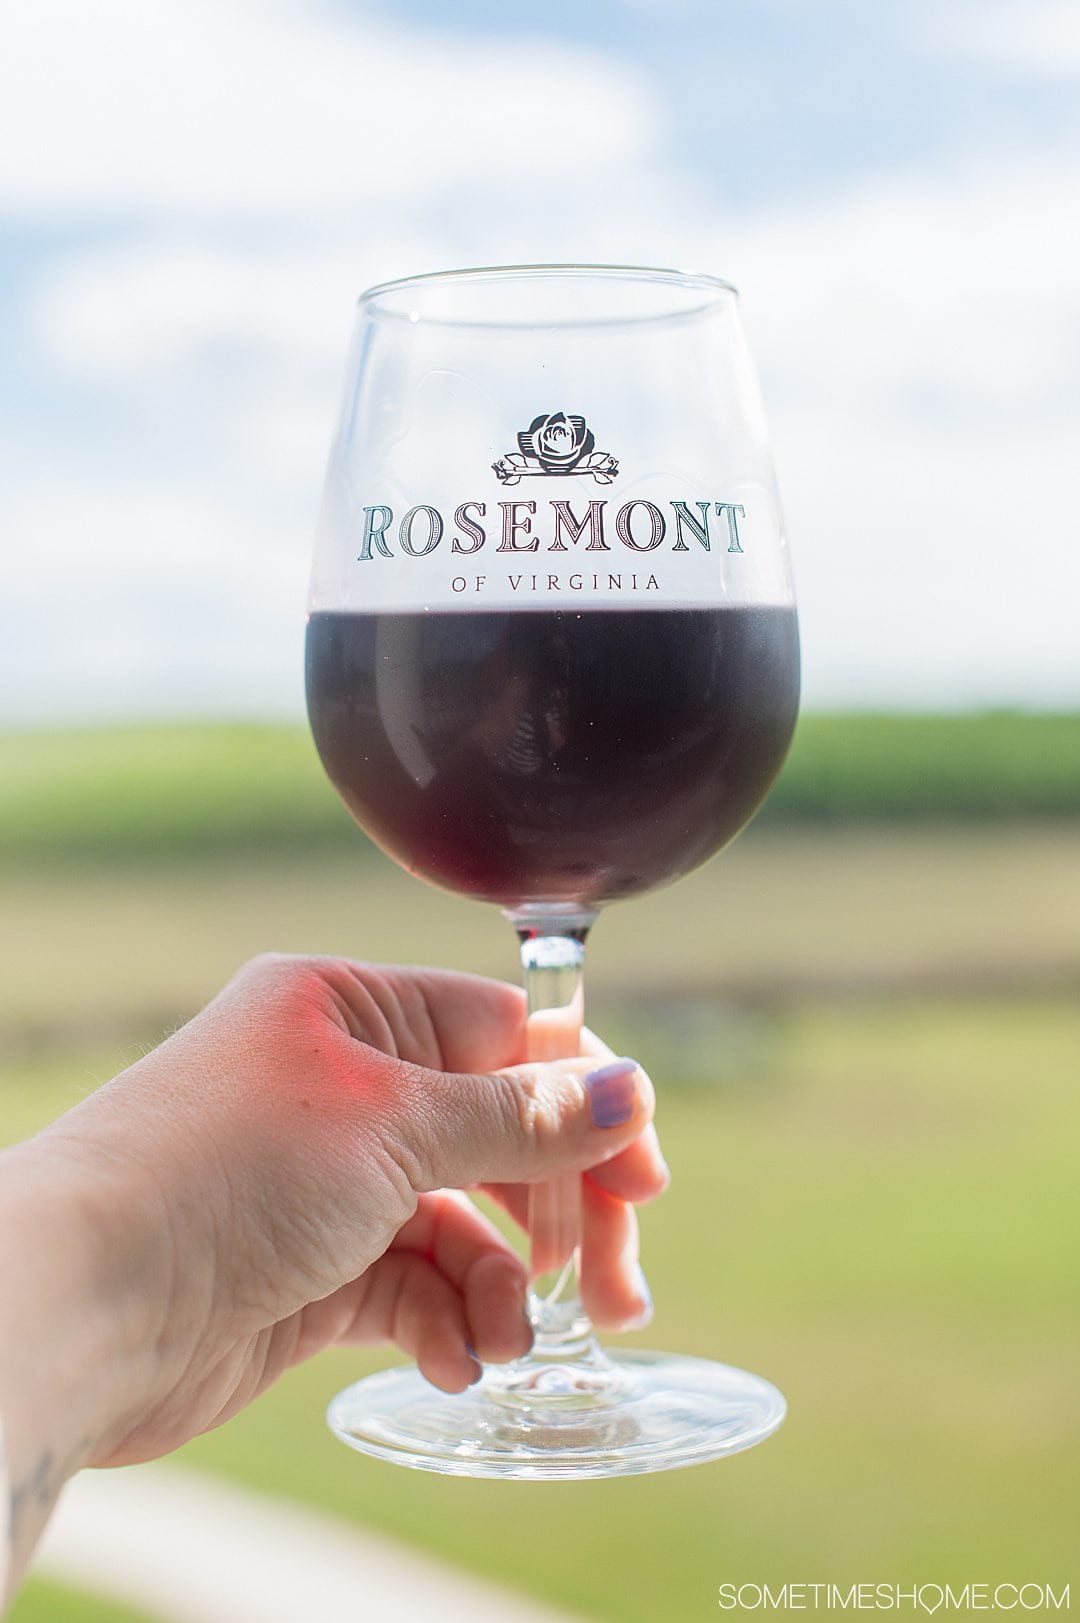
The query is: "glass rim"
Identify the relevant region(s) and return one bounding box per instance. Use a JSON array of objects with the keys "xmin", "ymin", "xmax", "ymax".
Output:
[{"xmin": 356, "ymin": 263, "xmax": 739, "ymax": 330}]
